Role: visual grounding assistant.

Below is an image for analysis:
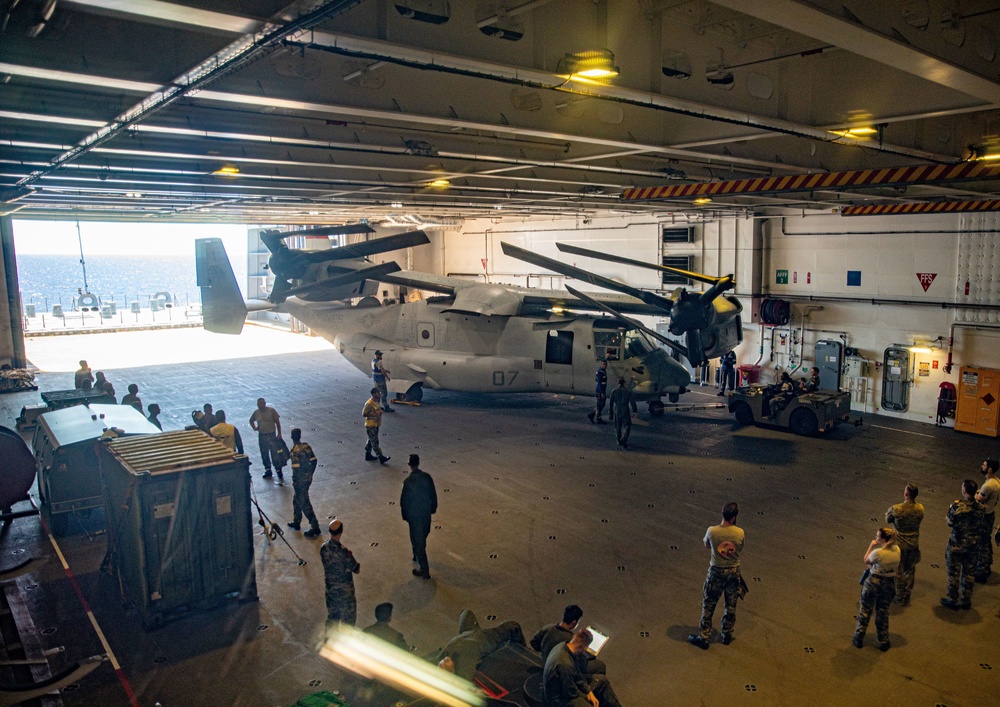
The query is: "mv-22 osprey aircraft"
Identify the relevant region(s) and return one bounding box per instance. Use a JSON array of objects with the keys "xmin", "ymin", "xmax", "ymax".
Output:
[{"xmin": 196, "ymin": 225, "xmax": 743, "ymax": 415}]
